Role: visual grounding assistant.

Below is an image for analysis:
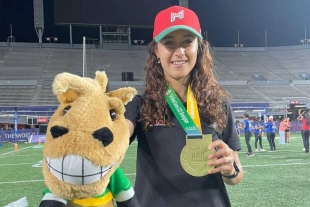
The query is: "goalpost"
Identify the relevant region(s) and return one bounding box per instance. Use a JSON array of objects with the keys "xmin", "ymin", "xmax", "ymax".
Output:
[{"xmin": 82, "ymin": 36, "xmax": 87, "ymax": 77}]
